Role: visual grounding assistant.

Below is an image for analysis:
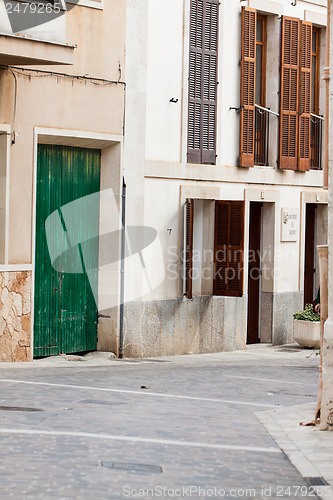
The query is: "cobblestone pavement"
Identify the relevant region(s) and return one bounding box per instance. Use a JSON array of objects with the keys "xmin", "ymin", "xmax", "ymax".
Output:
[{"xmin": 0, "ymin": 345, "xmax": 326, "ymax": 499}]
